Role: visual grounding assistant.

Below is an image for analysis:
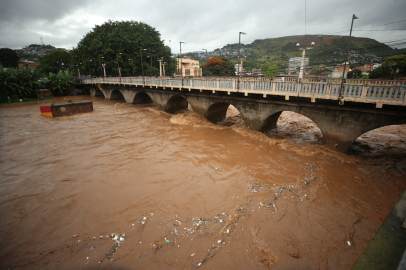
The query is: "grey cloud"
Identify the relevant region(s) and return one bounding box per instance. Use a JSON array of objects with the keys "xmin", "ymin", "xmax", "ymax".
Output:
[{"xmin": 0, "ymin": 0, "xmax": 405, "ymax": 51}]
